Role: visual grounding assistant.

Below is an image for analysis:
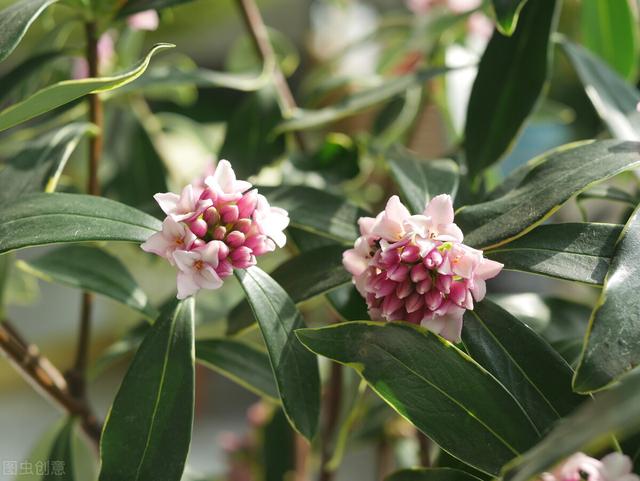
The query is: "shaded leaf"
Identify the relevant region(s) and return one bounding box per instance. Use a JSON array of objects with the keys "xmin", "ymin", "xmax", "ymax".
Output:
[
  {"xmin": 0, "ymin": 123, "xmax": 95, "ymax": 205},
  {"xmin": 44, "ymin": 419, "xmax": 76, "ymax": 481},
  {"xmin": 456, "ymin": 140, "xmax": 640, "ymax": 249},
  {"xmin": 0, "ymin": 43, "xmax": 174, "ymax": 132},
  {"xmin": 296, "ymin": 321, "xmax": 540, "ymax": 475},
  {"xmin": 99, "ymin": 299, "xmax": 195, "ymax": 481},
  {"xmin": 261, "ymin": 185, "xmax": 368, "ymax": 243},
  {"xmin": 227, "ymin": 245, "xmax": 350, "ymax": 335},
  {"xmin": 275, "ymin": 67, "xmax": 449, "ymax": 133},
  {"xmin": 484, "ymin": 223, "xmax": 622, "ymax": 285},
  {"xmin": 387, "ymin": 467, "xmax": 482, "ymax": 481},
  {"xmin": 462, "ymin": 300, "xmax": 584, "ymax": 434},
  {"xmin": 17, "ymin": 245, "xmax": 157, "ymax": 318},
  {"xmin": 560, "ymin": 39, "xmax": 640, "ymax": 141},
  {"xmin": 465, "ymin": 0, "xmax": 559, "ymax": 179},
  {"xmin": 577, "ymin": 185, "xmax": 637, "ymax": 206},
  {"xmin": 574, "ymin": 205, "xmax": 640, "ymax": 393},
  {"xmin": 0, "ymin": 0, "xmax": 57, "ymax": 63},
  {"xmin": 326, "ymin": 284, "xmax": 369, "ymax": 322},
  {"xmin": 502, "ymin": 371, "xmax": 640, "ymax": 481},
  {"xmin": 0, "ymin": 193, "xmax": 161, "ymax": 254},
  {"xmin": 262, "ymin": 408, "xmax": 295, "ymax": 481},
  {"xmin": 236, "ymin": 267, "xmax": 320, "ymax": 440},
  {"xmin": 196, "ymin": 338, "xmax": 278, "ymax": 401},
  {"xmin": 491, "ymin": 0, "xmax": 529, "ymax": 36},
  {"xmin": 387, "ymin": 146, "xmax": 459, "ymax": 215}
]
